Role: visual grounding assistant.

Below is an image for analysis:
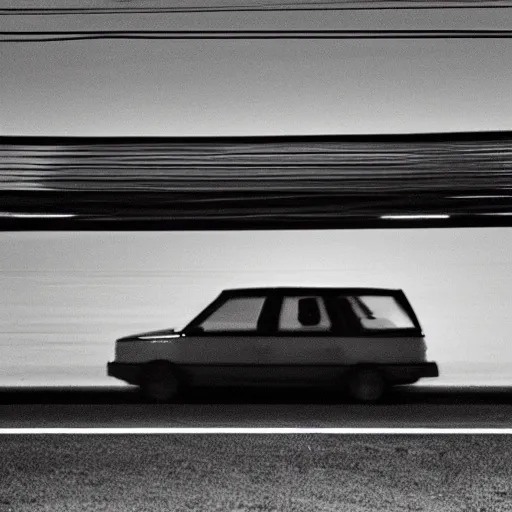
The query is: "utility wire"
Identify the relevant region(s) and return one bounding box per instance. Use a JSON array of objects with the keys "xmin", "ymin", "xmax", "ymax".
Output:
[
  {"xmin": 2, "ymin": 29, "xmax": 512, "ymax": 42},
  {"xmin": 2, "ymin": 1, "xmax": 512, "ymax": 15}
]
